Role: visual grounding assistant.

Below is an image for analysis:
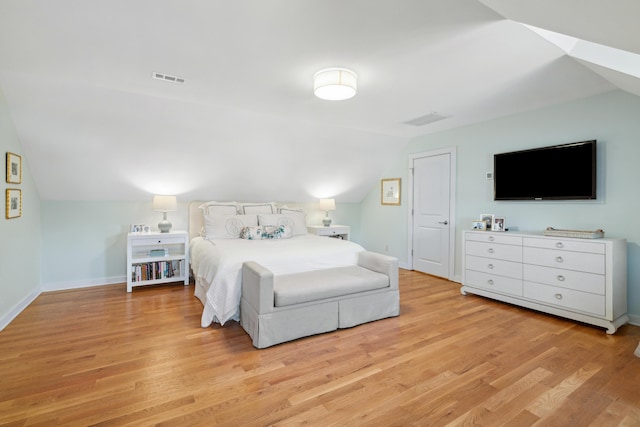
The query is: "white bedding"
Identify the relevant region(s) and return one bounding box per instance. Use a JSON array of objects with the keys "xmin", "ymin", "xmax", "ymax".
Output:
[{"xmin": 190, "ymin": 234, "xmax": 365, "ymax": 326}]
